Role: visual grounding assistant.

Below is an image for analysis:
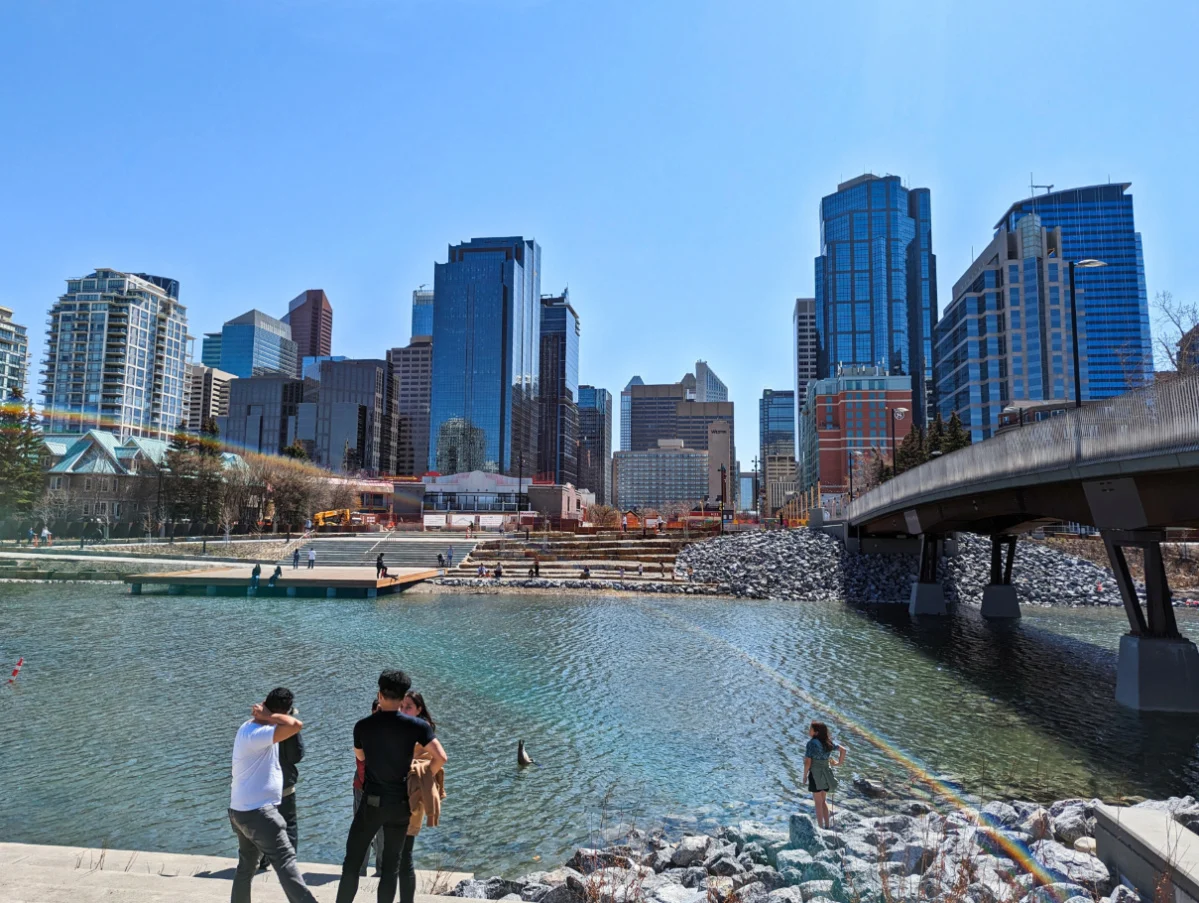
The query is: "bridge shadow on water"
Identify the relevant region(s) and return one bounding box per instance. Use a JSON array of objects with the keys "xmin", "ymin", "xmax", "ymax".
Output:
[{"xmin": 852, "ymin": 602, "xmax": 1199, "ymax": 799}]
